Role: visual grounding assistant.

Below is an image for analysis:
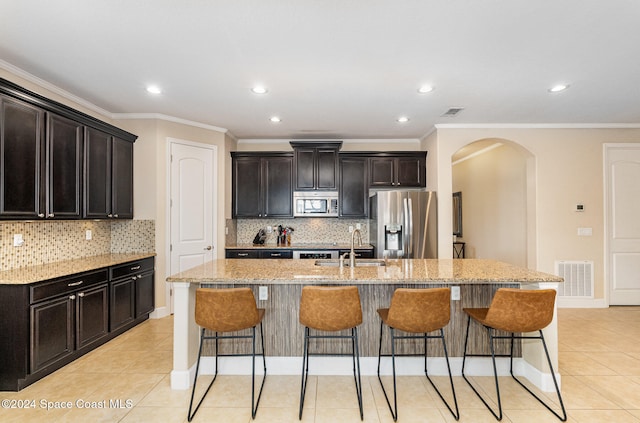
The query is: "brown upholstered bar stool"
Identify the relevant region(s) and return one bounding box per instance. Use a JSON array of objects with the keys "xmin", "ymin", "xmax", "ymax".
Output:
[
  {"xmin": 298, "ymin": 285, "xmax": 364, "ymax": 420},
  {"xmin": 461, "ymin": 288, "xmax": 566, "ymax": 421},
  {"xmin": 187, "ymin": 287, "xmax": 267, "ymax": 421},
  {"xmin": 377, "ymin": 287, "xmax": 459, "ymax": 421}
]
